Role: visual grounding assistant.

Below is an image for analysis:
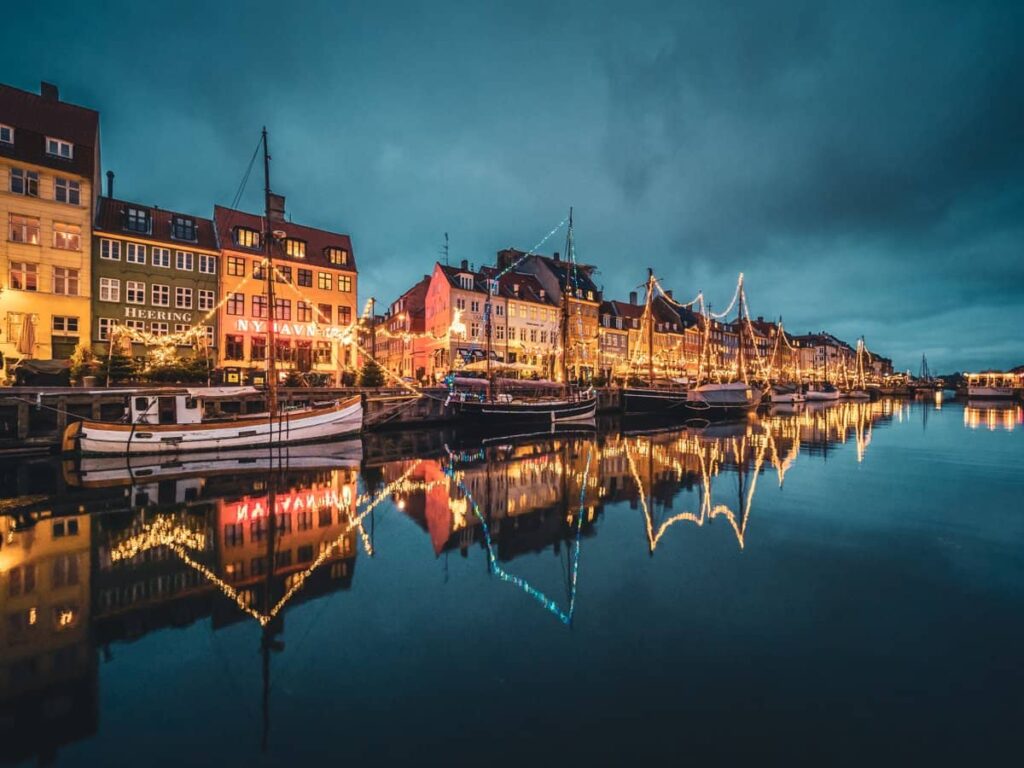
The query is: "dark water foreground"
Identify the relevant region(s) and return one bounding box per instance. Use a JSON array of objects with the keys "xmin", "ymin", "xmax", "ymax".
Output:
[{"xmin": 1, "ymin": 398, "xmax": 1021, "ymax": 766}]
